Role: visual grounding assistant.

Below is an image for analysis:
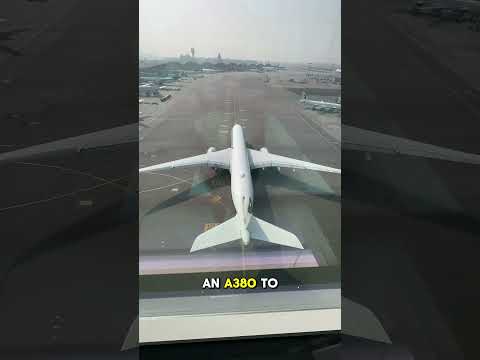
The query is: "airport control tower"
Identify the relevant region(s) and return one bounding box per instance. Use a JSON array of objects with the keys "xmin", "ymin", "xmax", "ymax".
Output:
[{"xmin": 191, "ymin": 47, "xmax": 195, "ymax": 58}]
